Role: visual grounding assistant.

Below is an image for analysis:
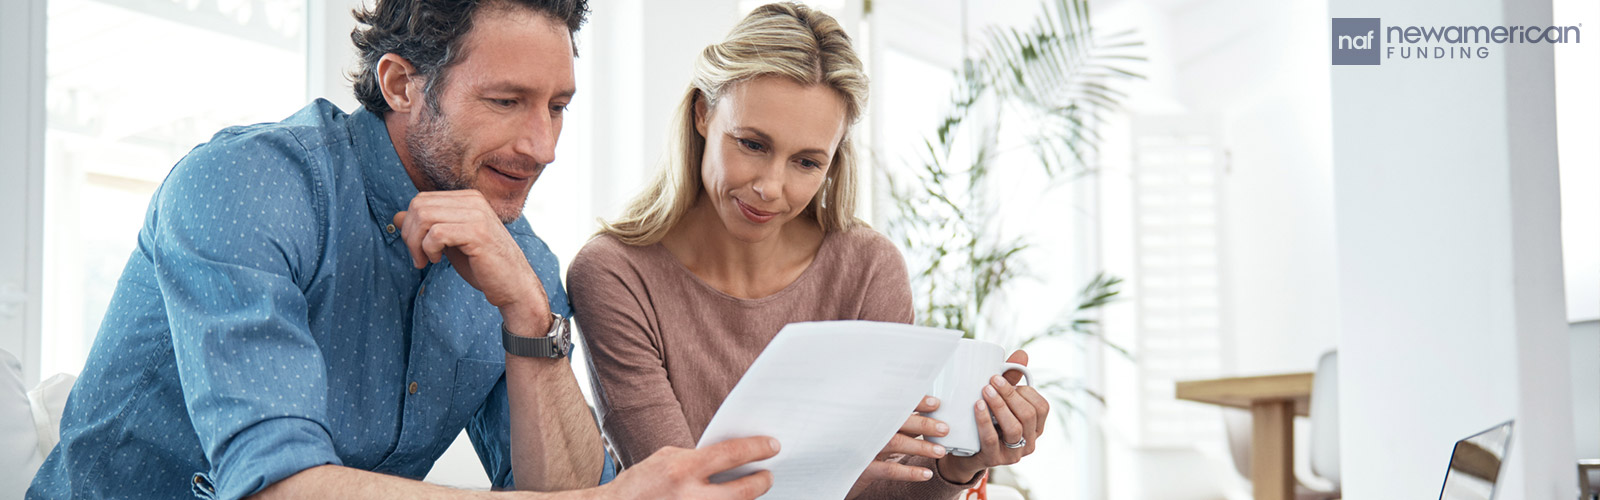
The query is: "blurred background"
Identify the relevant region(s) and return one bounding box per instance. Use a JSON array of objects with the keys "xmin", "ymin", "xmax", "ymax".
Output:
[{"xmin": 0, "ymin": 0, "xmax": 1595, "ymax": 498}]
